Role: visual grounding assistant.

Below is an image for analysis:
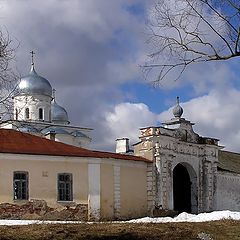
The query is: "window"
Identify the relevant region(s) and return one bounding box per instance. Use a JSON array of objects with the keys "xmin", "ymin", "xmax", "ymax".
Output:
[
  {"xmin": 13, "ymin": 172, "xmax": 29, "ymax": 200},
  {"xmin": 25, "ymin": 108, "xmax": 29, "ymax": 119},
  {"xmin": 39, "ymin": 108, "xmax": 43, "ymax": 120},
  {"xmin": 58, "ymin": 173, "xmax": 73, "ymax": 201}
]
